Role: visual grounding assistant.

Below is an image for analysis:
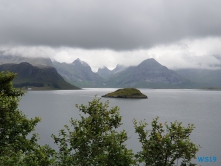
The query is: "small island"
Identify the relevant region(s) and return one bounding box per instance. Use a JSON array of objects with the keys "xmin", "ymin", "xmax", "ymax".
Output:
[{"xmin": 102, "ymin": 88, "xmax": 148, "ymax": 99}]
